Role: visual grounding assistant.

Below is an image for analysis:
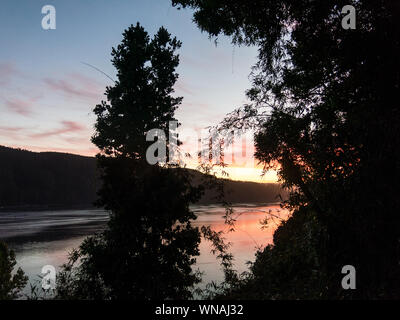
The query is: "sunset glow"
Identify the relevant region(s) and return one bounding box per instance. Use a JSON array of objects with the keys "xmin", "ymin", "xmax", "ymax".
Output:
[{"xmin": 0, "ymin": 1, "xmax": 277, "ymax": 183}]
